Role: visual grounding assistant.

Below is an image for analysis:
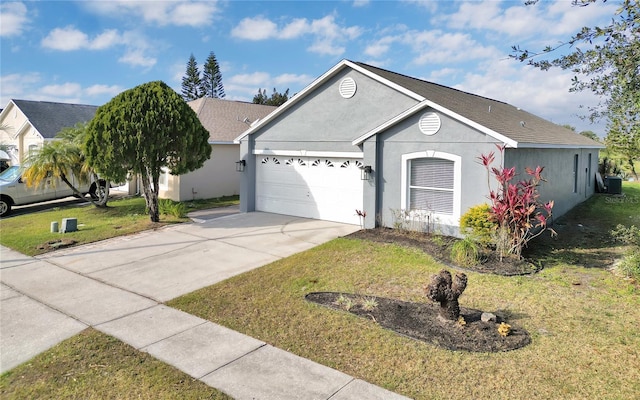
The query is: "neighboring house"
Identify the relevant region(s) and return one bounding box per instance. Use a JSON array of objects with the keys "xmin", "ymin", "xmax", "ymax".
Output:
[
  {"xmin": 0, "ymin": 99, "xmax": 98, "ymax": 165},
  {"xmin": 158, "ymin": 98, "xmax": 277, "ymax": 201},
  {"xmin": 236, "ymin": 60, "xmax": 603, "ymax": 235}
]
